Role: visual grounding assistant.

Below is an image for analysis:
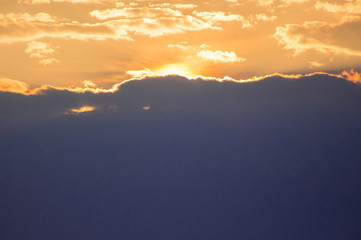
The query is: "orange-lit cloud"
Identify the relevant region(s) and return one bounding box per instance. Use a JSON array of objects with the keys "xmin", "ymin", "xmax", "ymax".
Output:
[
  {"xmin": 89, "ymin": 6, "xmax": 220, "ymax": 37},
  {"xmin": 193, "ymin": 11, "xmax": 251, "ymax": 28},
  {"xmin": 193, "ymin": 11, "xmax": 276, "ymax": 28},
  {"xmin": 0, "ymin": 12, "xmax": 59, "ymax": 23},
  {"xmin": 127, "ymin": 64, "xmax": 194, "ymax": 78},
  {"xmin": 168, "ymin": 42, "xmax": 210, "ymax": 52},
  {"xmin": 0, "ymin": 78, "xmax": 29, "ymax": 94},
  {"xmin": 197, "ymin": 50, "xmax": 246, "ymax": 63},
  {"xmin": 342, "ymin": 69, "xmax": 361, "ymax": 83},
  {"xmin": 252, "ymin": 14, "xmax": 277, "ymax": 23},
  {"xmin": 168, "ymin": 42, "xmax": 194, "ymax": 51},
  {"xmin": 82, "ymin": 80, "xmax": 97, "ymax": 88},
  {"xmin": 0, "ymin": 2, "xmax": 277, "ymax": 48},
  {"xmin": 149, "ymin": 3, "xmax": 198, "ymax": 9},
  {"xmin": 308, "ymin": 60, "xmax": 325, "ymax": 68},
  {"xmin": 65, "ymin": 105, "xmax": 96, "ymax": 115},
  {"xmin": 315, "ymin": 1, "xmax": 361, "ymax": 15},
  {"xmin": 257, "ymin": 0, "xmax": 274, "ymax": 6},
  {"xmin": 25, "ymin": 41, "xmax": 59, "ymax": 65},
  {"xmin": 26, "ymin": 41, "xmax": 55, "ymax": 58},
  {"xmin": 126, "ymin": 69, "xmax": 153, "ymax": 78},
  {"xmin": 167, "ymin": 42, "xmax": 246, "ymax": 64},
  {"xmin": 0, "ymin": 12, "xmax": 130, "ymax": 43}
]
